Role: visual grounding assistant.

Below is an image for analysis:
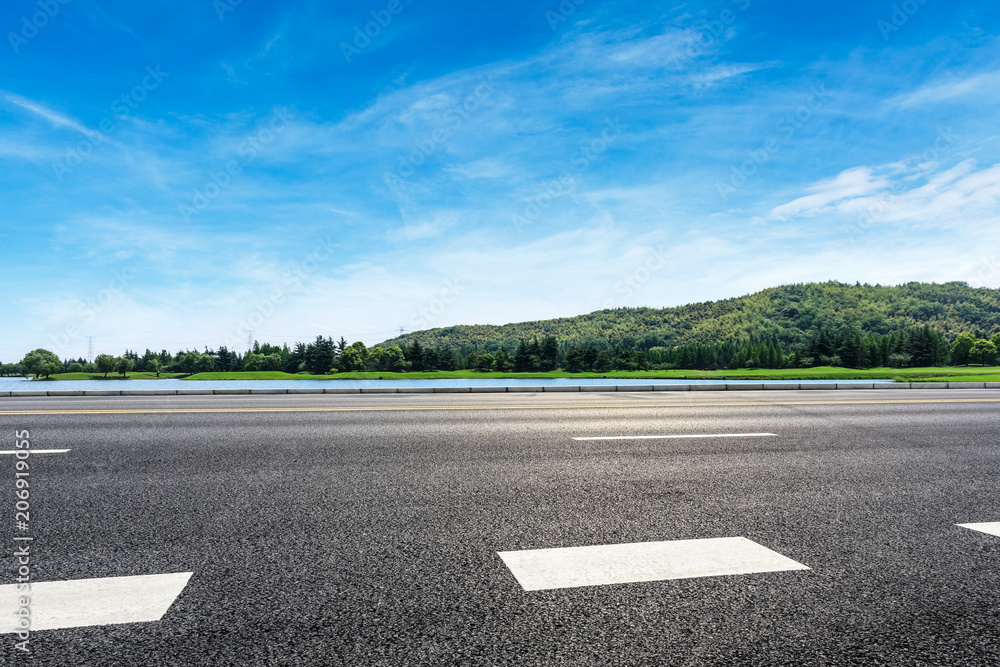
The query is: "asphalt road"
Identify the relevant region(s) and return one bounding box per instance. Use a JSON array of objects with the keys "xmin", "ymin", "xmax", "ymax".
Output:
[{"xmin": 1, "ymin": 390, "xmax": 999, "ymax": 666}]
